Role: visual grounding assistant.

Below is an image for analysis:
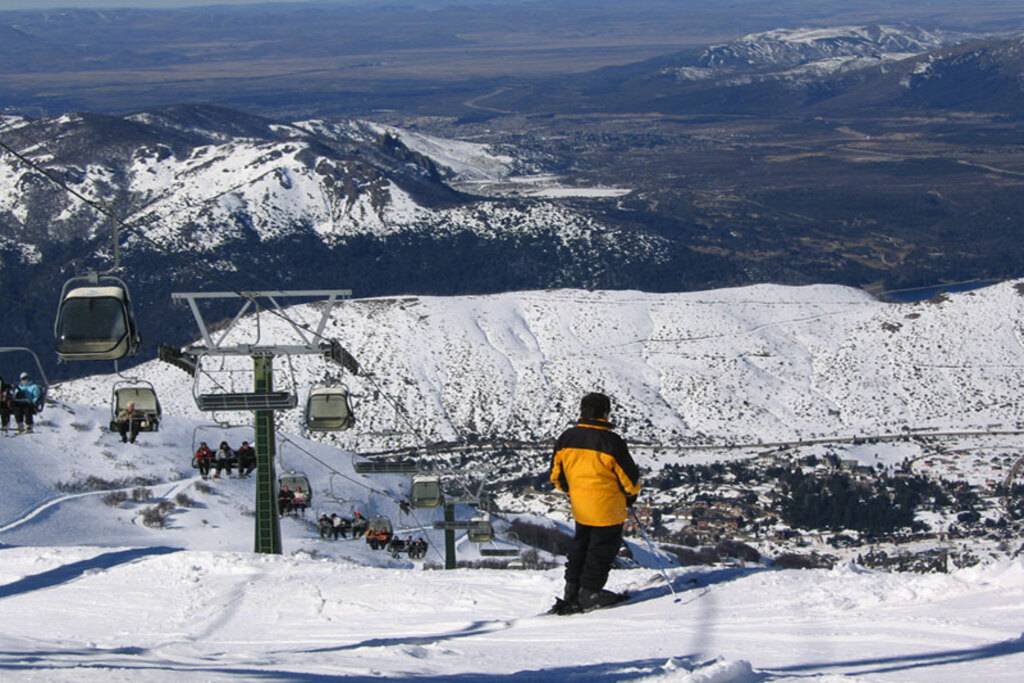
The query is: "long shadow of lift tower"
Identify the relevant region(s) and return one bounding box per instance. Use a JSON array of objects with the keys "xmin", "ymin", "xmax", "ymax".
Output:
[{"xmin": 159, "ymin": 289, "xmax": 356, "ymax": 554}]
